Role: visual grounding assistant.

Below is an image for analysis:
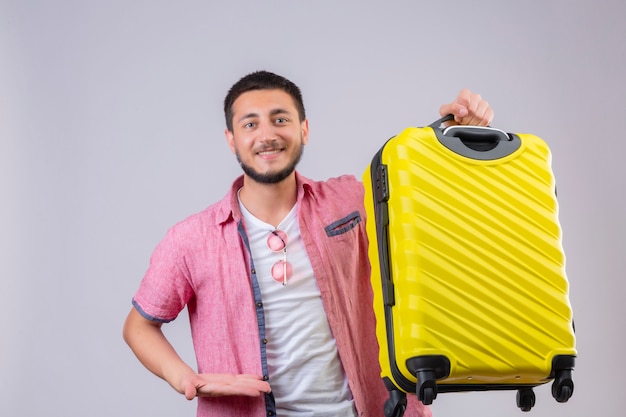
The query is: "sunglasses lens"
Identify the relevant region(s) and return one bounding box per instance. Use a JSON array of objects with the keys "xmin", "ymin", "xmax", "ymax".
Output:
[
  {"xmin": 267, "ymin": 230, "xmax": 291, "ymax": 285},
  {"xmin": 267, "ymin": 230, "xmax": 288, "ymax": 252},
  {"xmin": 271, "ymin": 260, "xmax": 293, "ymax": 282}
]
